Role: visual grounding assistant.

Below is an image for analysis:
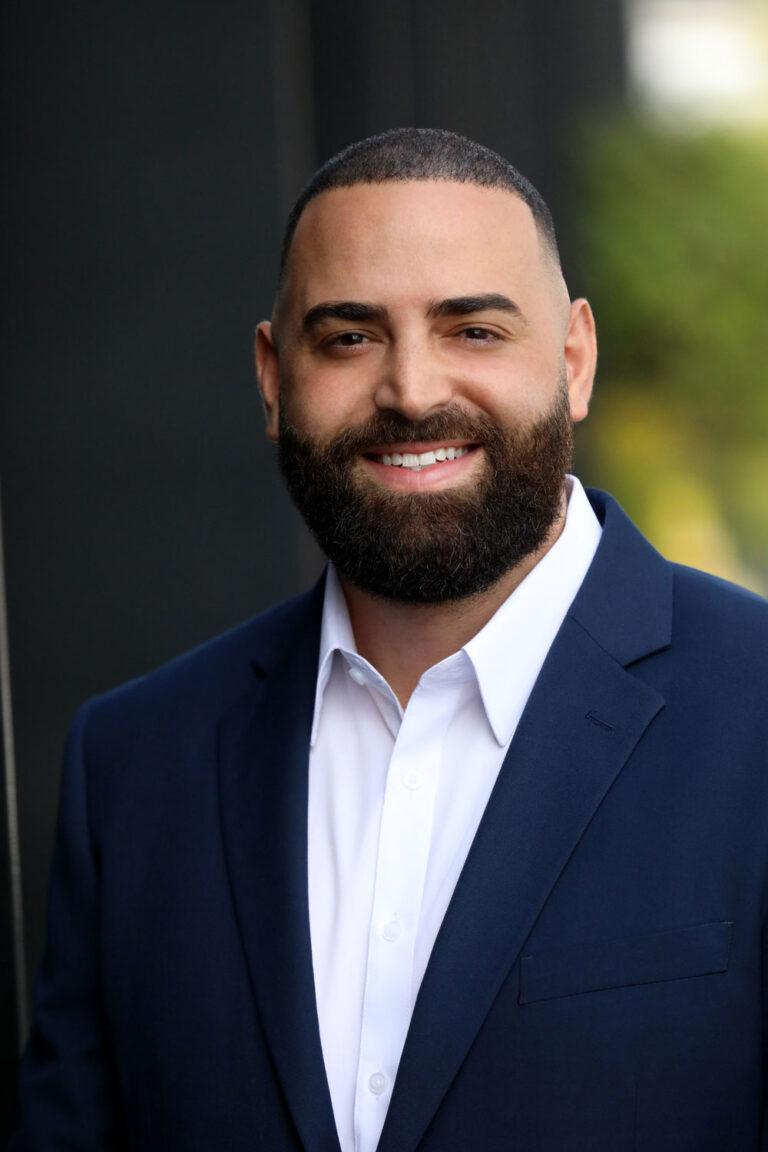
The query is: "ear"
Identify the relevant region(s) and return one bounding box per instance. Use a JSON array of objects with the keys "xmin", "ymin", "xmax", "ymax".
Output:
[
  {"xmin": 255, "ymin": 321, "xmax": 280, "ymax": 442},
  {"xmin": 563, "ymin": 298, "xmax": 597, "ymax": 423}
]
